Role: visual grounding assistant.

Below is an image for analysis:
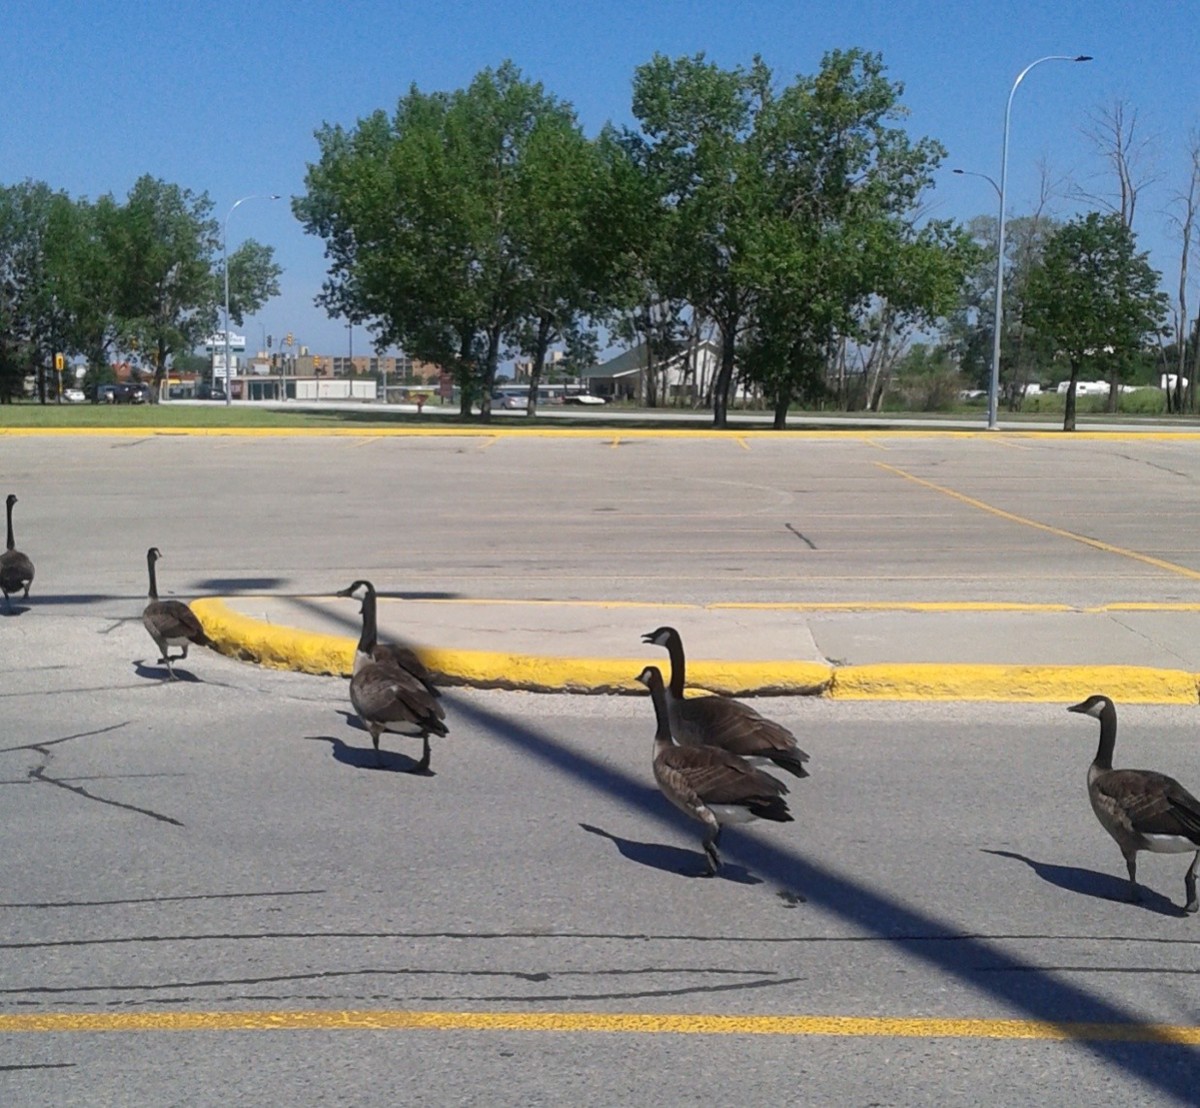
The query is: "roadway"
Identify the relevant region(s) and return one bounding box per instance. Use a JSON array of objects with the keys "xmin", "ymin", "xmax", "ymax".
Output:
[{"xmin": 2, "ymin": 430, "xmax": 1200, "ymax": 1104}]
